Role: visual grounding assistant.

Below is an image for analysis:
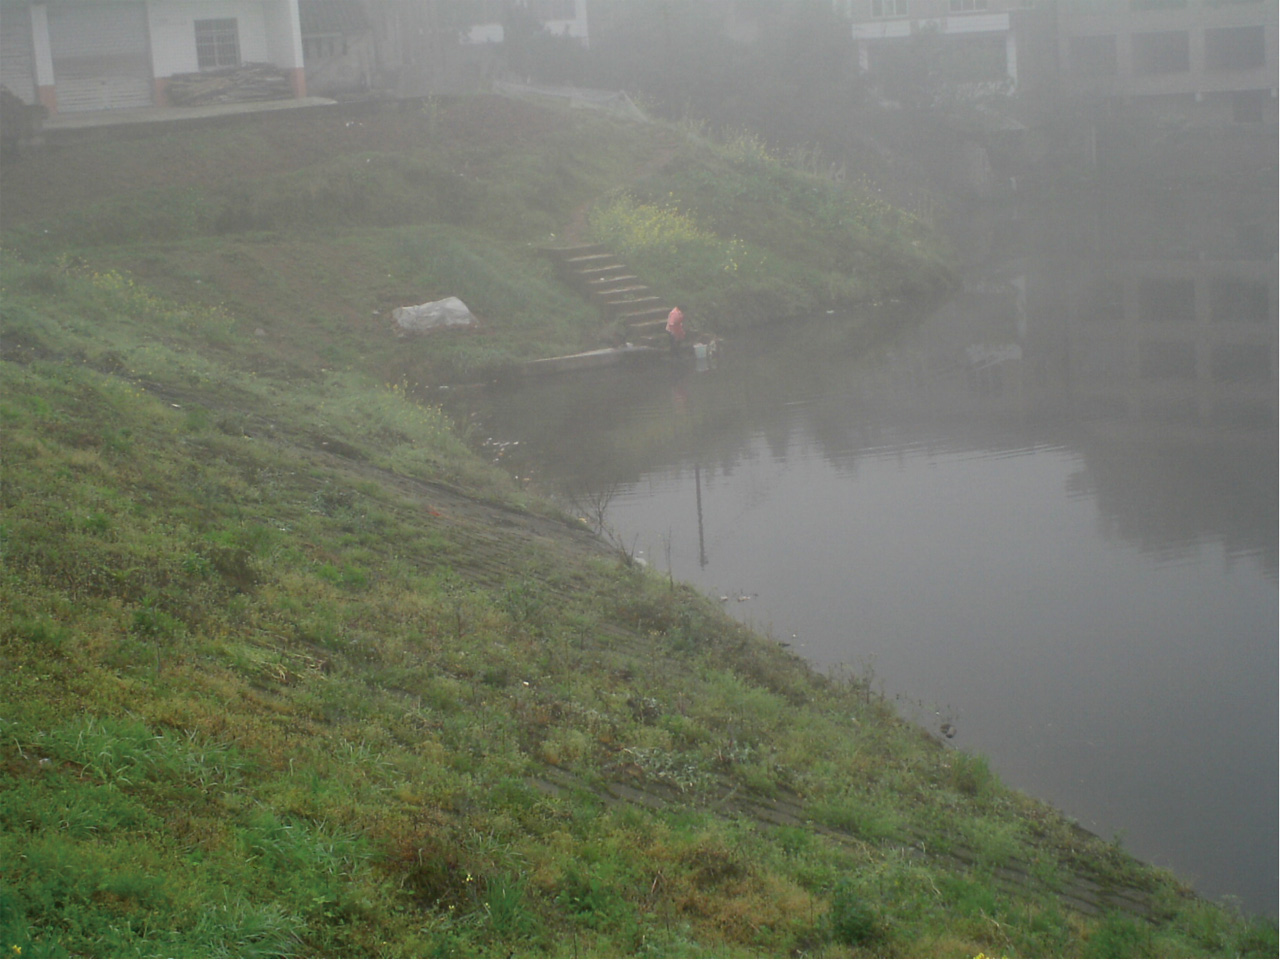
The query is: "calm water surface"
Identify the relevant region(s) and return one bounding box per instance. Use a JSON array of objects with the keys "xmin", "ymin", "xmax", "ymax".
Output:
[{"xmin": 464, "ymin": 189, "xmax": 1278, "ymax": 914}]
